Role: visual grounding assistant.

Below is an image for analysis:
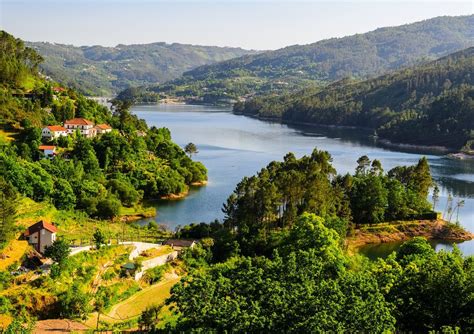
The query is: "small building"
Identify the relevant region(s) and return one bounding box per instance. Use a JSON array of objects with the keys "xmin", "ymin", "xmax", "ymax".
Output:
[
  {"xmin": 162, "ymin": 239, "xmax": 196, "ymax": 251},
  {"xmin": 95, "ymin": 123, "xmax": 112, "ymax": 134},
  {"xmin": 64, "ymin": 118, "xmax": 96, "ymax": 137},
  {"xmin": 42, "ymin": 125, "xmax": 68, "ymax": 139},
  {"xmin": 38, "ymin": 145, "xmax": 57, "ymax": 159},
  {"xmin": 120, "ymin": 262, "xmax": 137, "ymax": 277},
  {"xmin": 24, "ymin": 221, "xmax": 58, "ymax": 254}
]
